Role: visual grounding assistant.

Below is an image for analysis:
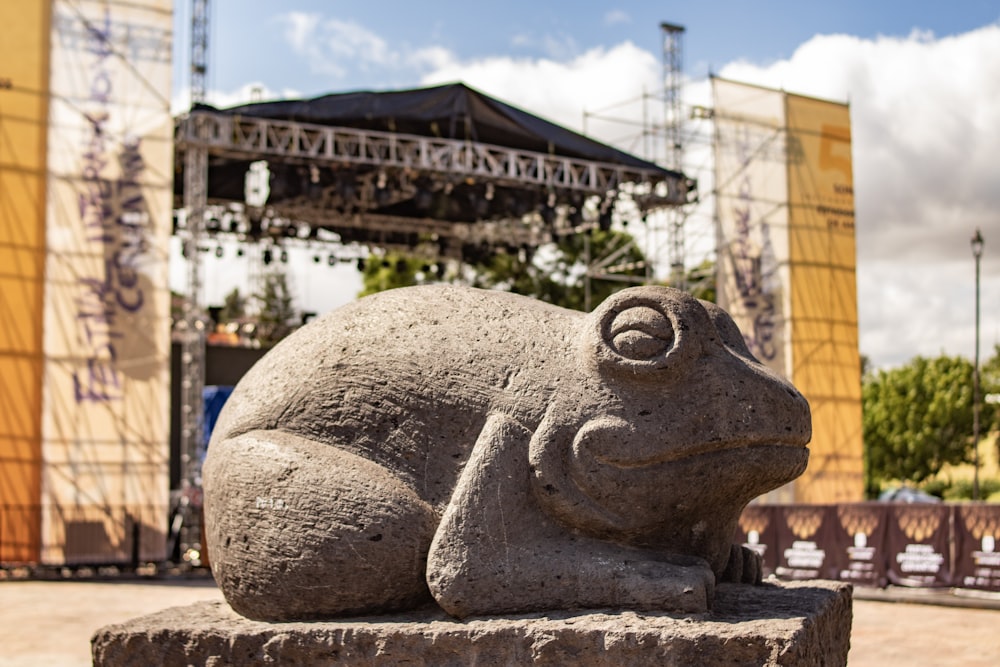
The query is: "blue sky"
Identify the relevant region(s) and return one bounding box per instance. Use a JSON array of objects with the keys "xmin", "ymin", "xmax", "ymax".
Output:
[
  {"xmin": 174, "ymin": 1, "xmax": 999, "ymax": 99},
  {"xmin": 170, "ymin": 1, "xmax": 1000, "ymax": 369}
]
